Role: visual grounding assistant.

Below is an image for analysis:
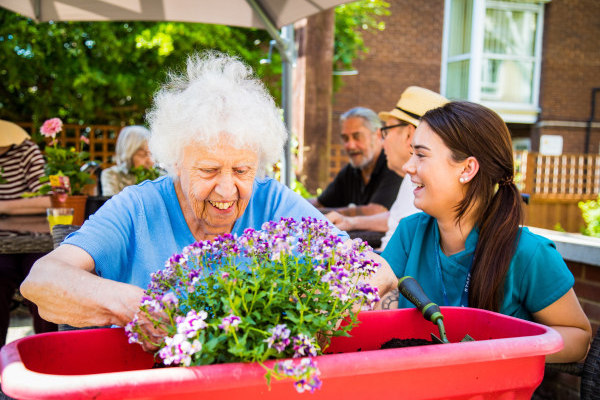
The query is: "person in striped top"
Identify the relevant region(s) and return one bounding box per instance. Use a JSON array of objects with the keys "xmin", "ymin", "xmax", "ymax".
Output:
[
  {"xmin": 0, "ymin": 120, "xmax": 56, "ymax": 347},
  {"xmin": 0, "ymin": 120, "xmax": 51, "ymax": 215}
]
